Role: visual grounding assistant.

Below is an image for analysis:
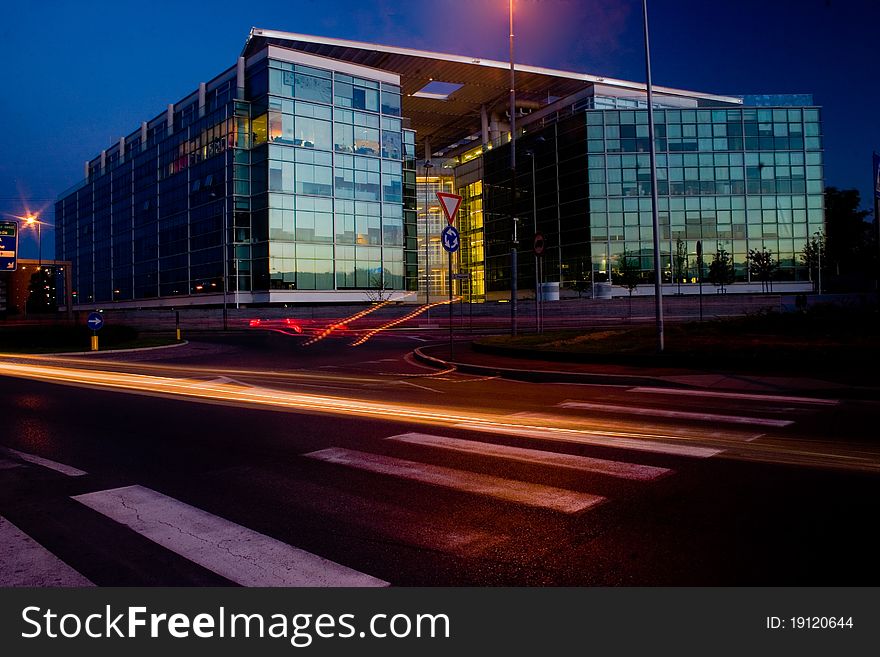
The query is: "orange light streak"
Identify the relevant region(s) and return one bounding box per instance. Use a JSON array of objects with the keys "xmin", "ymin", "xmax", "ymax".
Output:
[
  {"xmin": 303, "ymin": 300, "xmax": 394, "ymax": 347},
  {"xmin": 350, "ymin": 299, "xmax": 456, "ymax": 347},
  {"xmin": 1, "ymin": 359, "xmax": 876, "ymax": 474}
]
